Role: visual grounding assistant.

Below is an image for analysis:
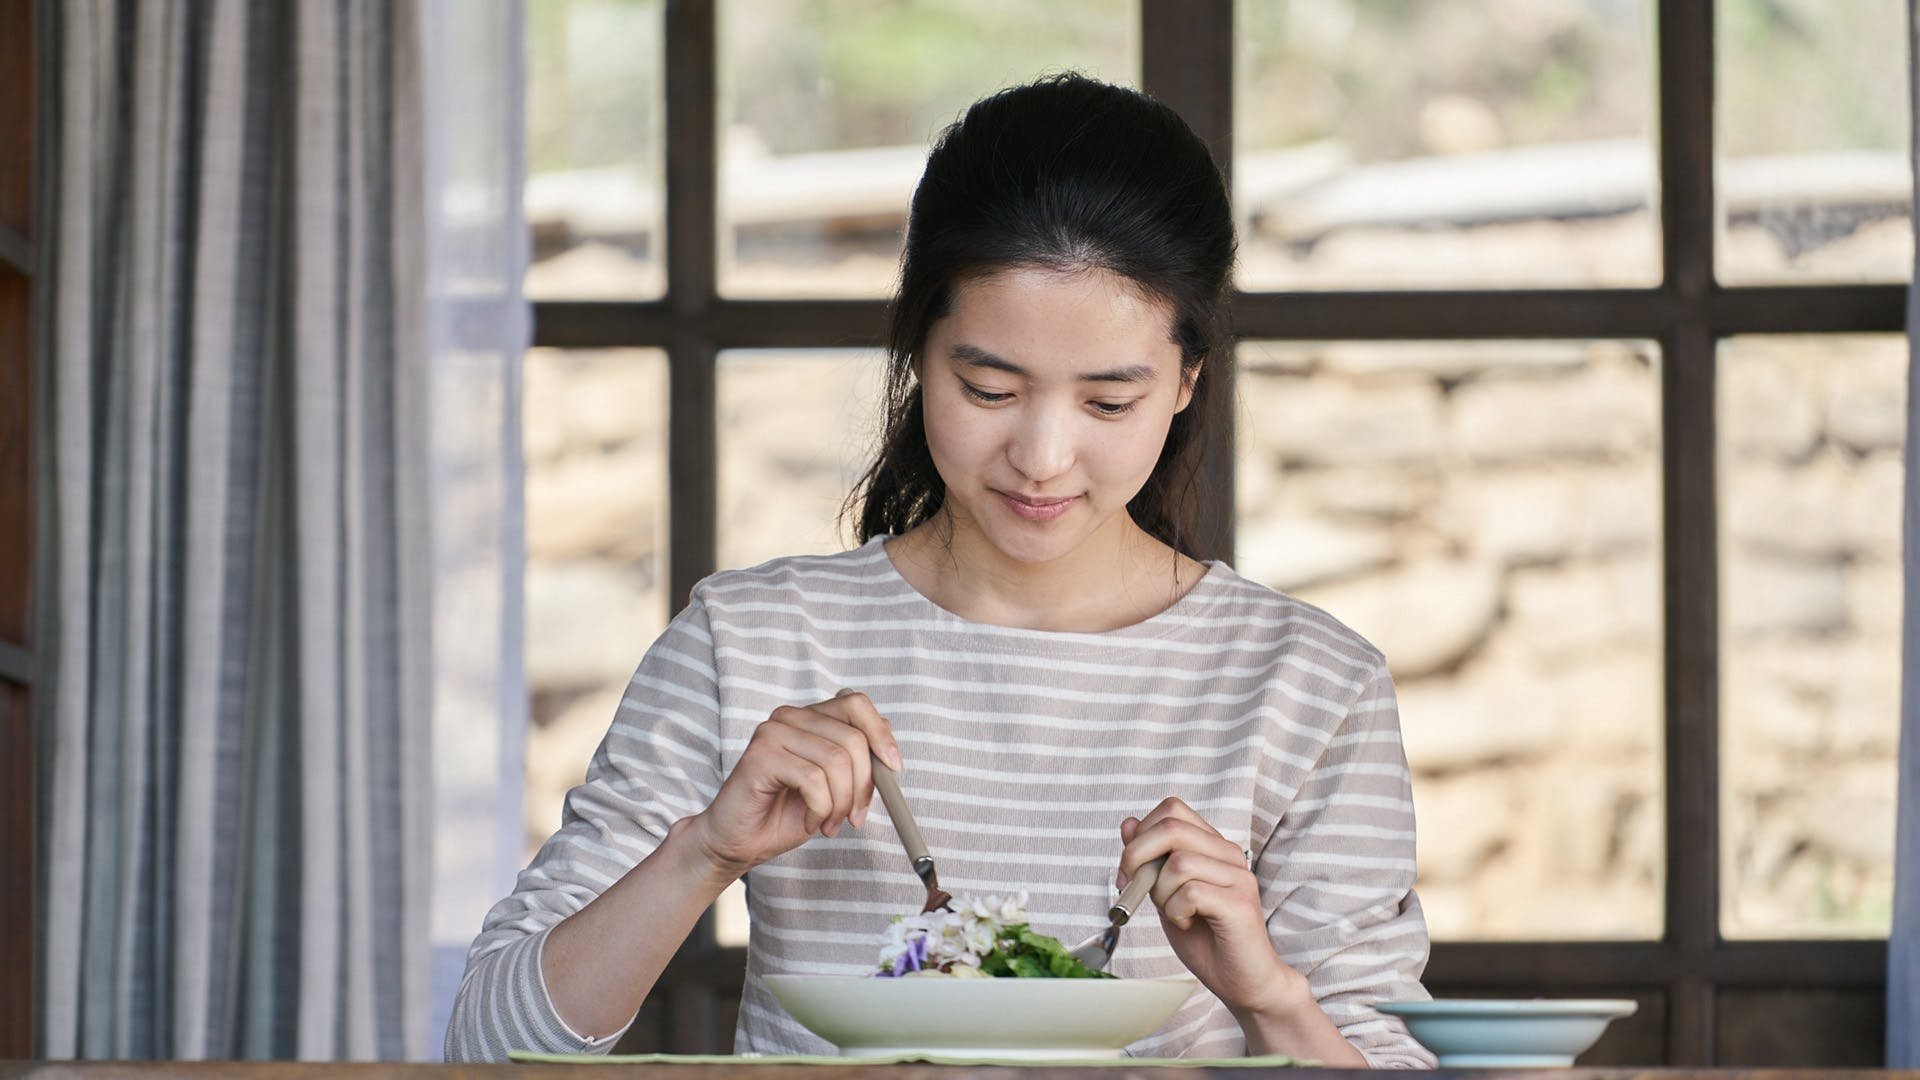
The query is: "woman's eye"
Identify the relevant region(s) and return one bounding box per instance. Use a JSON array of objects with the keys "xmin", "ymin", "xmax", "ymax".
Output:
[
  {"xmin": 1090, "ymin": 400, "xmax": 1138, "ymax": 416},
  {"xmin": 960, "ymin": 383, "xmax": 1012, "ymax": 404}
]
